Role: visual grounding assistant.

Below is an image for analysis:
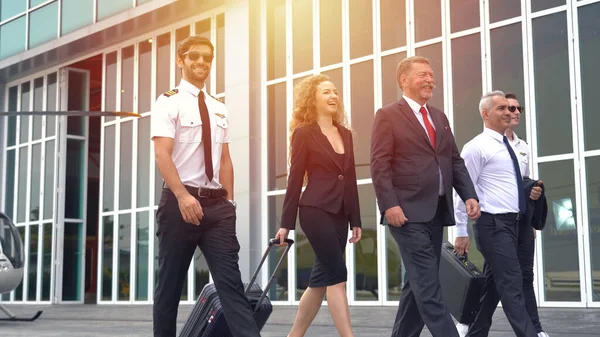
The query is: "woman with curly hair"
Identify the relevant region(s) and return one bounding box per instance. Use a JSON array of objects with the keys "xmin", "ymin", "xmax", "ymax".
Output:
[{"xmin": 274, "ymin": 74, "xmax": 362, "ymax": 337}]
